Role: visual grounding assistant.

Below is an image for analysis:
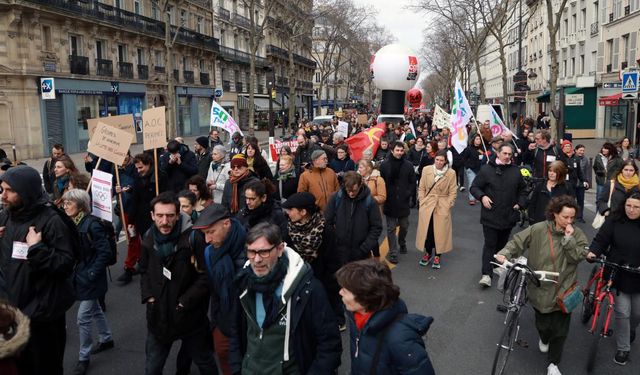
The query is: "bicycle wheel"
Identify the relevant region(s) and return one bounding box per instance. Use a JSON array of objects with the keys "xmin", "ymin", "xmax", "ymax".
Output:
[
  {"xmin": 492, "ymin": 311, "xmax": 519, "ymax": 375},
  {"xmin": 581, "ymin": 266, "xmax": 598, "ymax": 324}
]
